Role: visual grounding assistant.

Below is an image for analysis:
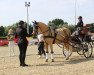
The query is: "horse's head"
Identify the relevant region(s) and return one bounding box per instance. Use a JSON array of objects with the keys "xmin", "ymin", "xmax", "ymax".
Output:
[
  {"xmin": 32, "ymin": 21, "xmax": 39, "ymax": 35},
  {"xmin": 32, "ymin": 21, "xmax": 48, "ymax": 35}
]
